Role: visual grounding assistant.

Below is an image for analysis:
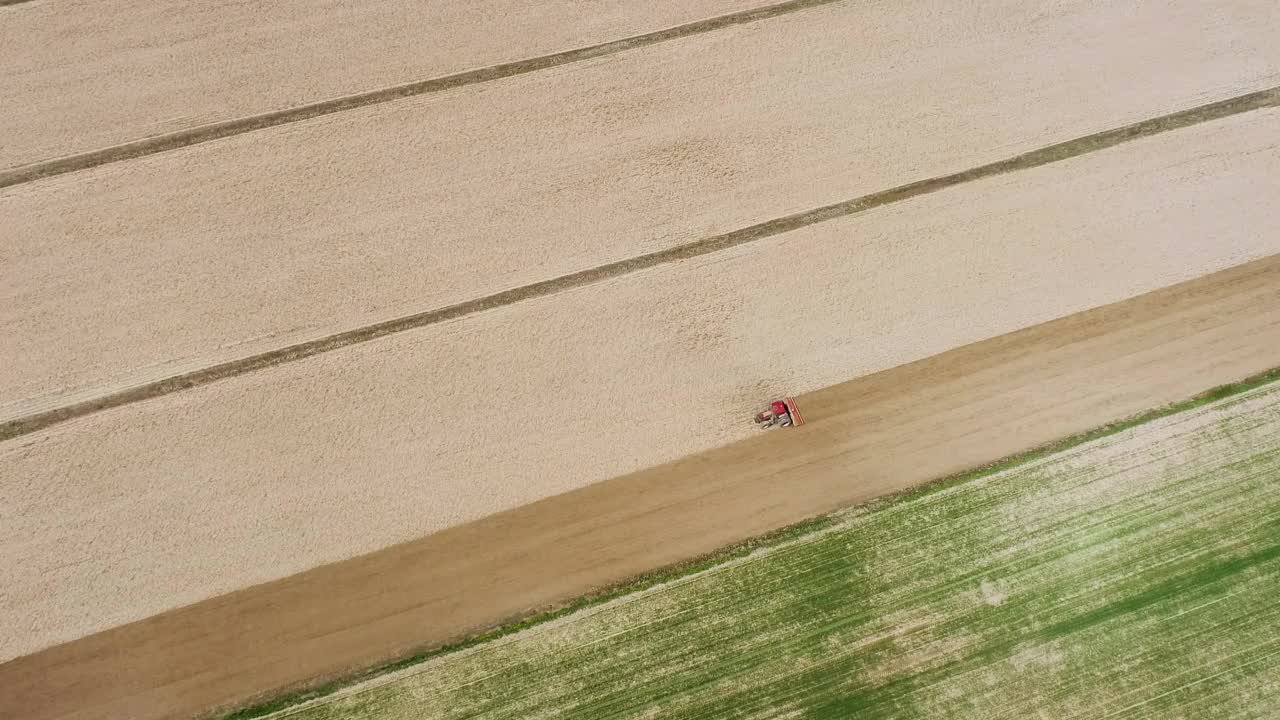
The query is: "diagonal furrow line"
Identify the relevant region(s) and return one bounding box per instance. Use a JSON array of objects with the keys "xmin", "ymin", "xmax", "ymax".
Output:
[
  {"xmin": 2, "ymin": 86, "xmax": 1277, "ymax": 442},
  {"xmin": 0, "ymin": 0, "xmax": 842, "ymax": 189}
]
